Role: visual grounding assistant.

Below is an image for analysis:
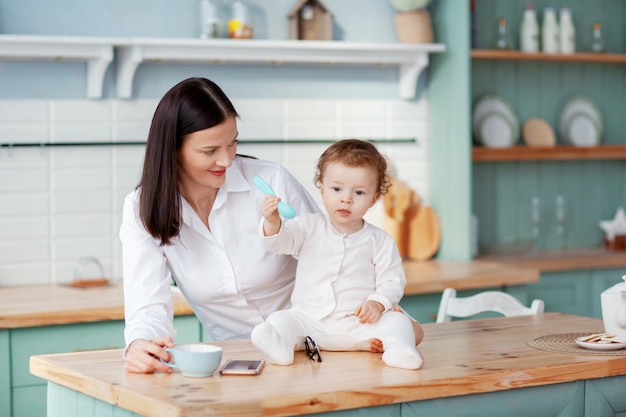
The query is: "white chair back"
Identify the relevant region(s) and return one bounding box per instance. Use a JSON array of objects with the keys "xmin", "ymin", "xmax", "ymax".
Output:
[{"xmin": 436, "ymin": 288, "xmax": 544, "ymax": 323}]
